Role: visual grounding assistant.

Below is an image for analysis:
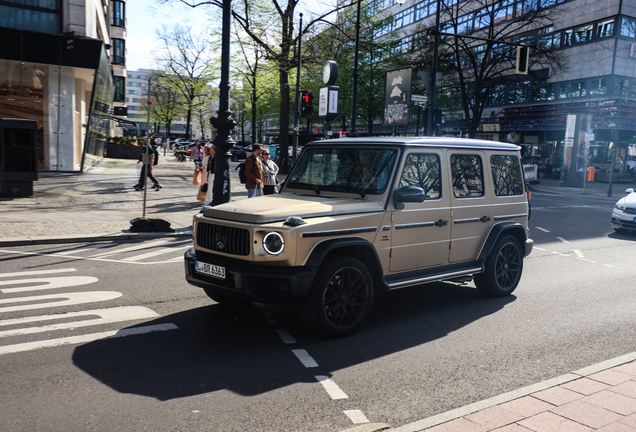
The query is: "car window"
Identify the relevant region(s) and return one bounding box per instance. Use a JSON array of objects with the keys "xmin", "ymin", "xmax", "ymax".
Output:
[
  {"xmin": 490, "ymin": 155, "xmax": 524, "ymax": 196},
  {"xmin": 450, "ymin": 154, "xmax": 484, "ymax": 197},
  {"xmin": 399, "ymin": 153, "xmax": 441, "ymax": 199},
  {"xmin": 288, "ymin": 147, "xmax": 398, "ymax": 194}
]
